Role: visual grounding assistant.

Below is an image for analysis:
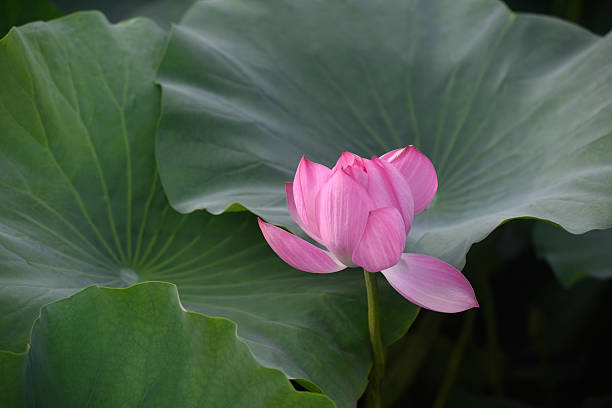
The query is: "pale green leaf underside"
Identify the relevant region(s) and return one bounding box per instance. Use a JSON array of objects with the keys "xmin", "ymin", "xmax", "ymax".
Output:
[
  {"xmin": 533, "ymin": 223, "xmax": 612, "ymax": 288},
  {"xmin": 0, "ymin": 283, "xmax": 334, "ymax": 407},
  {"xmin": 0, "ymin": 12, "xmax": 418, "ymax": 408},
  {"xmin": 157, "ymin": 0, "xmax": 612, "ymax": 271}
]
